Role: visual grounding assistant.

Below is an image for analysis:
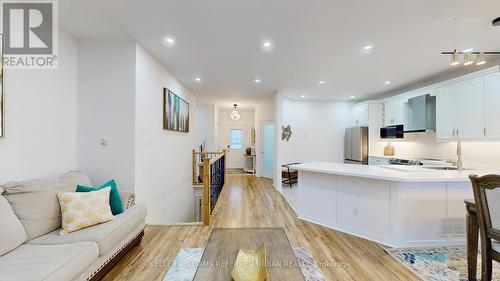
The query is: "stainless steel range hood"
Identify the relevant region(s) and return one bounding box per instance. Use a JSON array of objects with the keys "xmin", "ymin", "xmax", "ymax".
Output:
[{"xmin": 404, "ymin": 94, "xmax": 436, "ymax": 133}]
